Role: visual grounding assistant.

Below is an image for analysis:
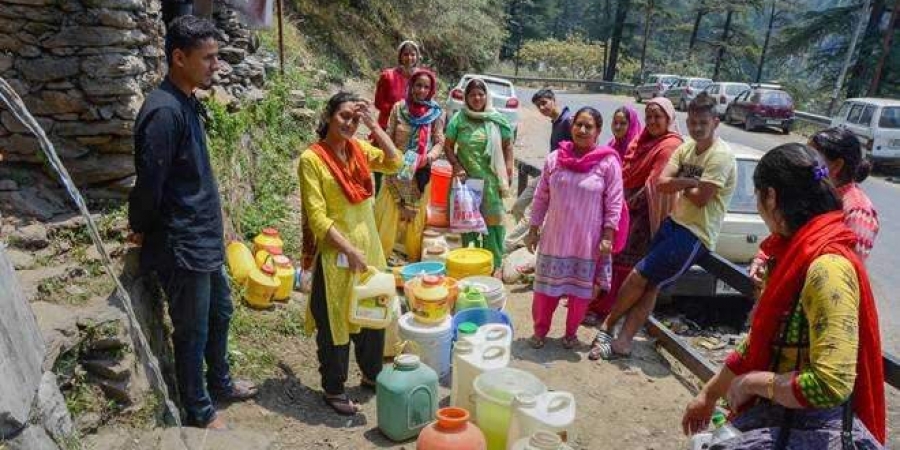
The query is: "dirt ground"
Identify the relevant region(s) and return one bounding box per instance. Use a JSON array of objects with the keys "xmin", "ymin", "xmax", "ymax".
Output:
[{"xmin": 208, "ymin": 288, "xmax": 698, "ymax": 450}]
